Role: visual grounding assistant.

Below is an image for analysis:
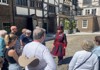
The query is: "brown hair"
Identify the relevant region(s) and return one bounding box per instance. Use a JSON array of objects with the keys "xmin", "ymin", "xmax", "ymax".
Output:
[
  {"xmin": 4, "ymin": 34, "xmax": 17, "ymax": 46},
  {"xmin": 95, "ymin": 36, "xmax": 100, "ymax": 45}
]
